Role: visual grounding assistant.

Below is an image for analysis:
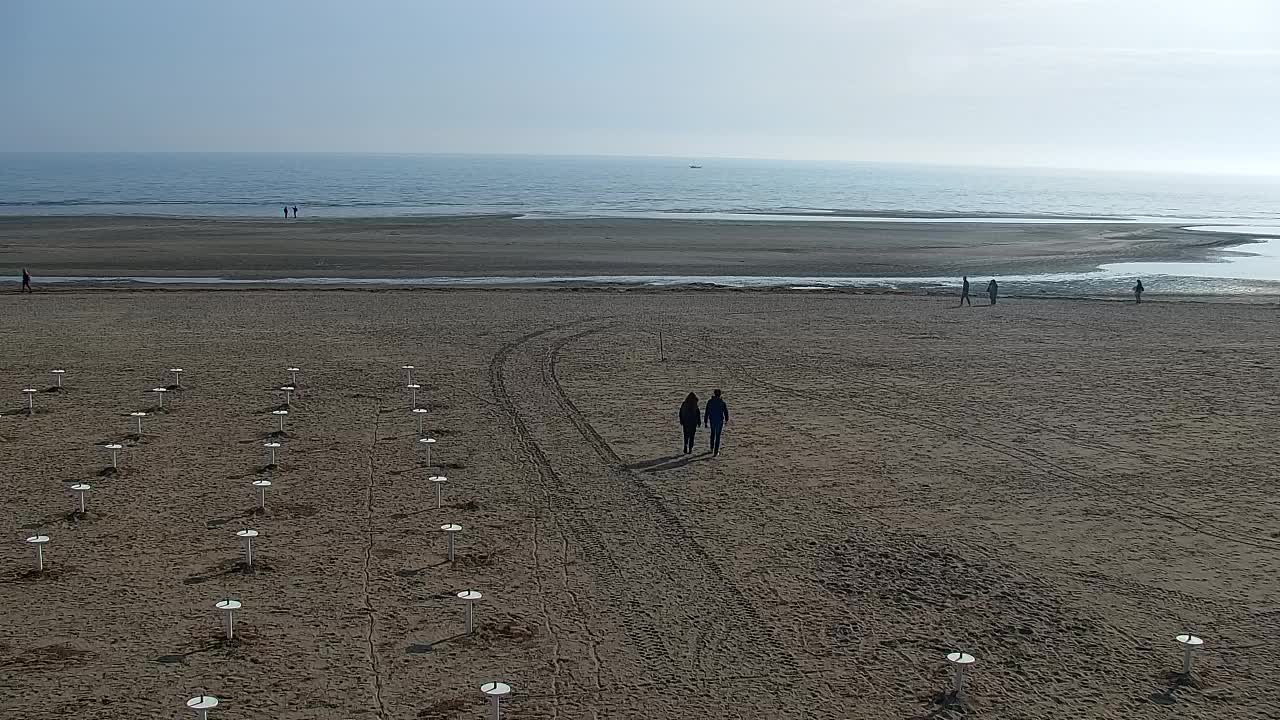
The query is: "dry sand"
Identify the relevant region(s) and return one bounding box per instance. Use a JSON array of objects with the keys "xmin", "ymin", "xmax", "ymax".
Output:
[
  {"xmin": 0, "ymin": 215, "xmax": 1253, "ymax": 279},
  {"xmin": 1, "ymin": 289, "xmax": 1278, "ymax": 719}
]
